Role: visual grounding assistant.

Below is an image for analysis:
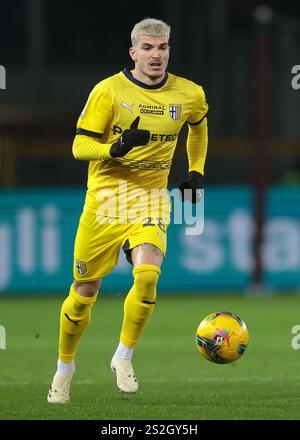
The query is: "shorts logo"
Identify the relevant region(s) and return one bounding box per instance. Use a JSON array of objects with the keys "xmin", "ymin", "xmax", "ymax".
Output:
[
  {"xmin": 169, "ymin": 104, "xmax": 182, "ymax": 120},
  {"xmin": 75, "ymin": 260, "xmax": 88, "ymax": 276}
]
